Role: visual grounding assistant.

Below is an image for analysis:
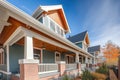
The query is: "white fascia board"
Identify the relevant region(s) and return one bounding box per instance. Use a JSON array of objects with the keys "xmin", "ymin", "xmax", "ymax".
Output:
[
  {"xmin": 3, "ymin": 27, "xmax": 24, "ymax": 46},
  {"xmin": 40, "ymin": 5, "xmax": 63, "ymax": 12},
  {"xmin": 0, "ymin": 1, "xmax": 91, "ymax": 56}
]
